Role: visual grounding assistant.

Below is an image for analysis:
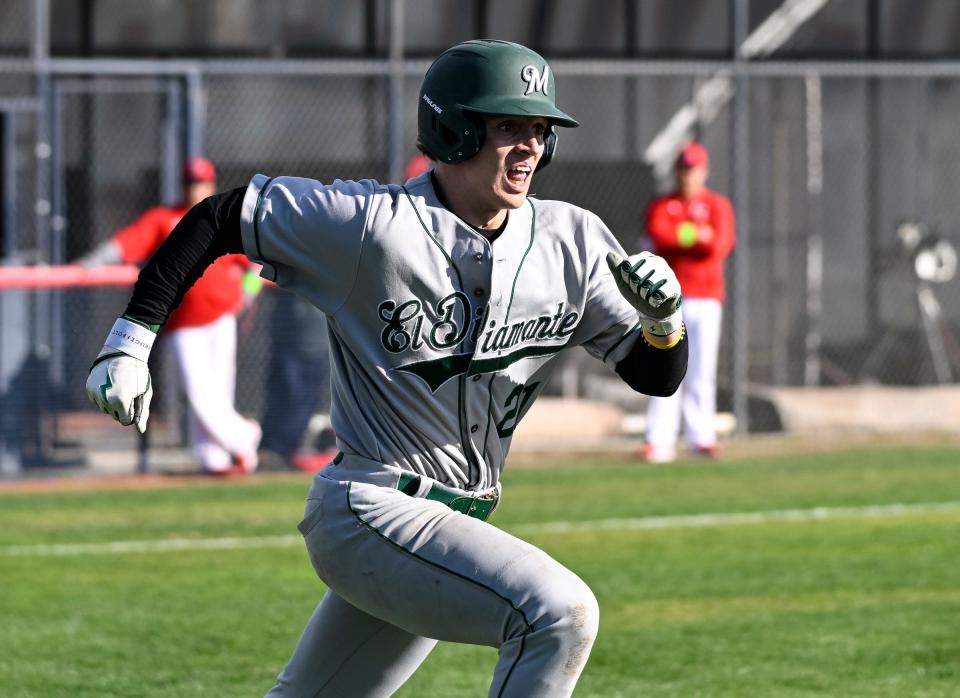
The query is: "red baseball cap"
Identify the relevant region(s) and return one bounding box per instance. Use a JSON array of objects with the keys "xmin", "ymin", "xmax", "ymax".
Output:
[
  {"xmin": 184, "ymin": 156, "xmax": 216, "ymax": 183},
  {"xmin": 676, "ymin": 142, "xmax": 709, "ymax": 169}
]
